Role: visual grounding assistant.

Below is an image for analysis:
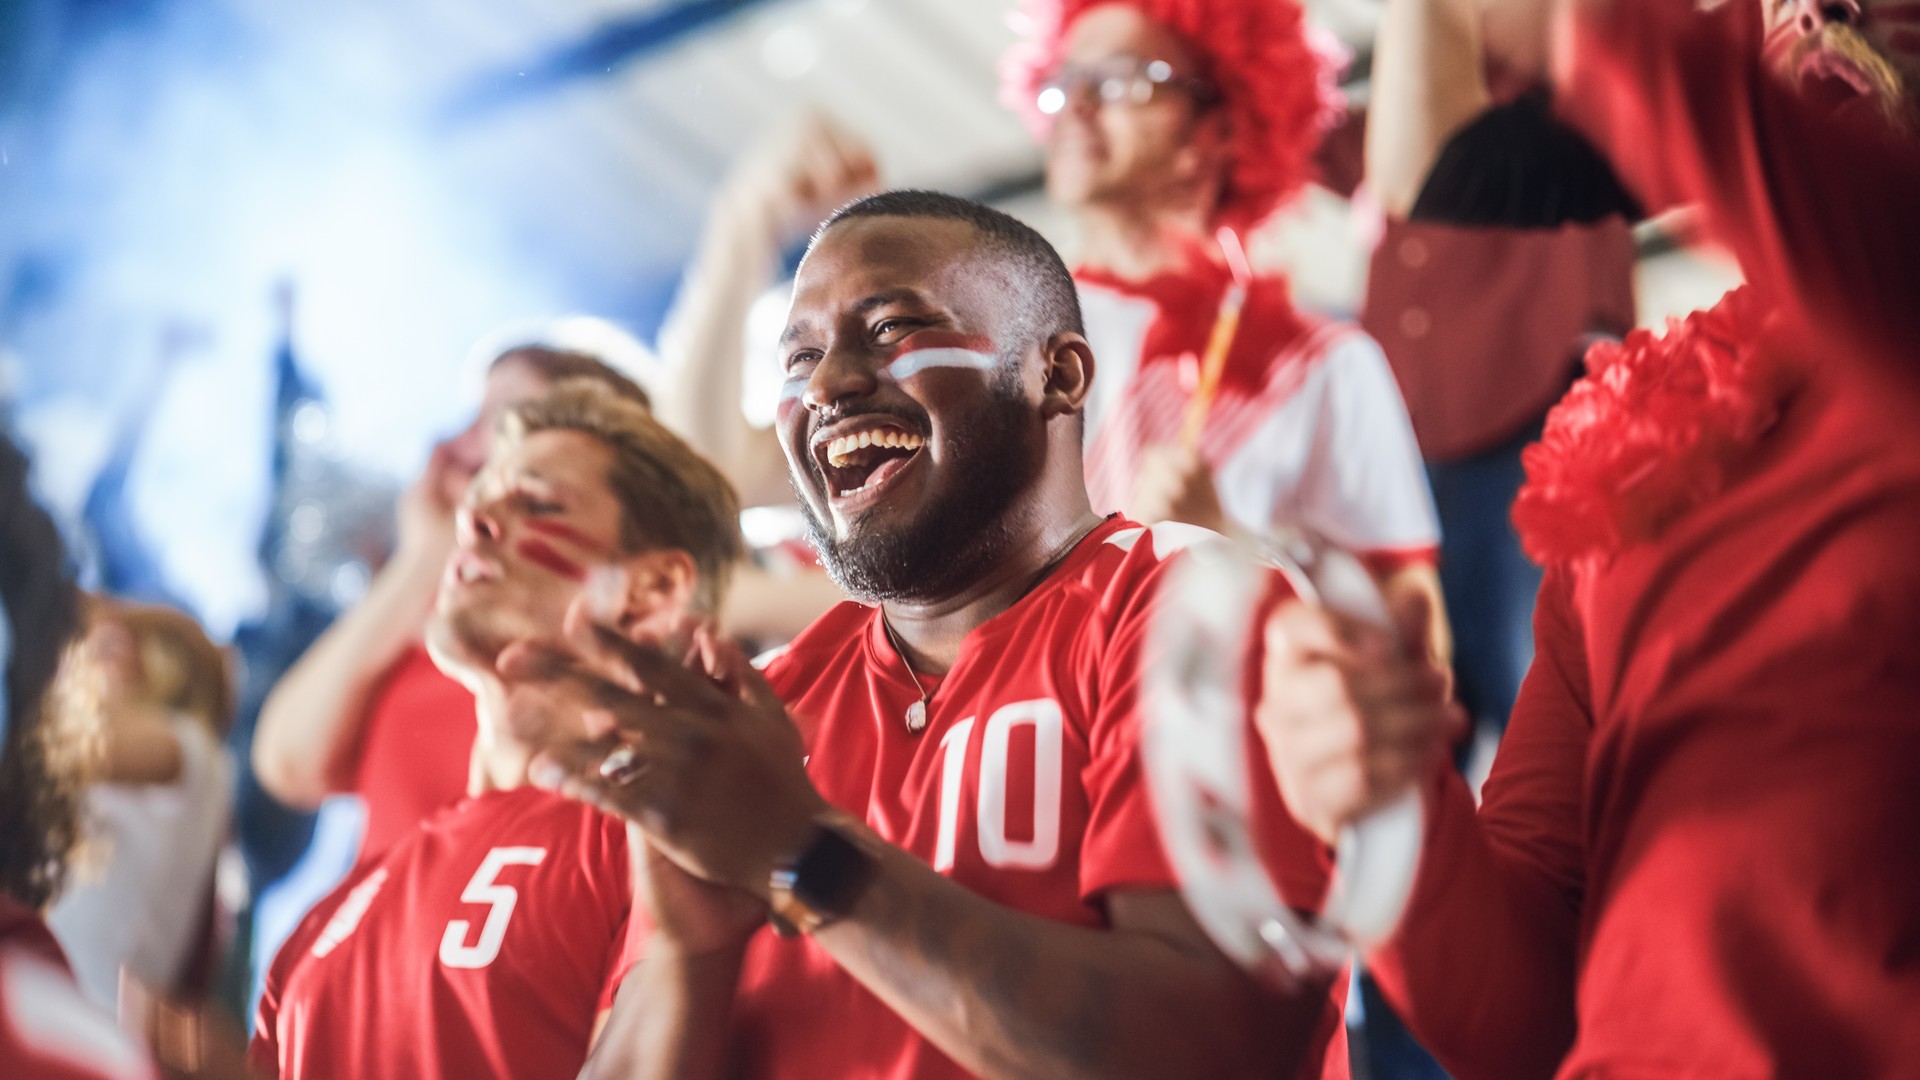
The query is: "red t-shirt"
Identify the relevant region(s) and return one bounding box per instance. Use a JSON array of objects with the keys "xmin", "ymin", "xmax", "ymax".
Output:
[
  {"xmin": 0, "ymin": 900, "xmax": 156, "ymax": 1080},
  {"xmin": 351, "ymin": 645, "xmax": 475, "ymax": 862},
  {"xmin": 725, "ymin": 517, "xmax": 1347, "ymax": 1080},
  {"xmin": 252, "ymin": 787, "xmax": 639, "ymax": 1080}
]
